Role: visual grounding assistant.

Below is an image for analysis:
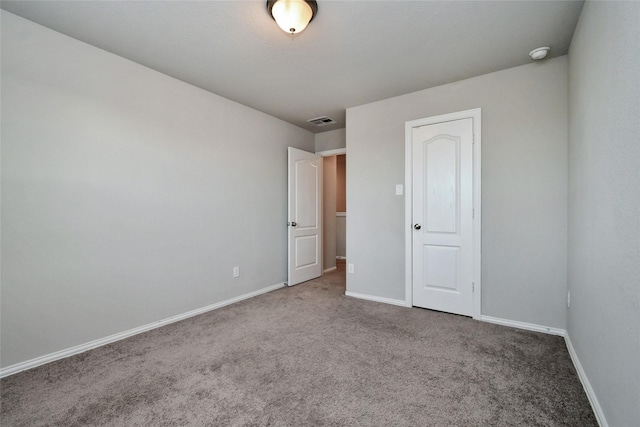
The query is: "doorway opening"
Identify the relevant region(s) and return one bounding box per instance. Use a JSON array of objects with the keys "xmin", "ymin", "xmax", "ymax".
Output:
[{"xmin": 318, "ymin": 149, "xmax": 346, "ymax": 273}]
